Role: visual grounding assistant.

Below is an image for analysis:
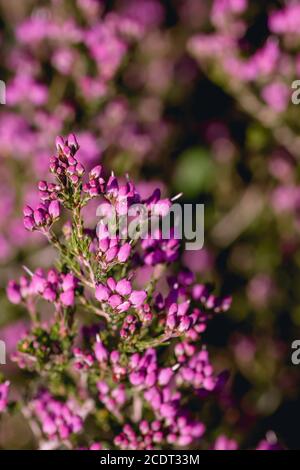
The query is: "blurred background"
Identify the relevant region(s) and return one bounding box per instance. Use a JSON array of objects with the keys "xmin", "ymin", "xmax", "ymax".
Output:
[{"xmin": 0, "ymin": 0, "xmax": 300, "ymax": 449}]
